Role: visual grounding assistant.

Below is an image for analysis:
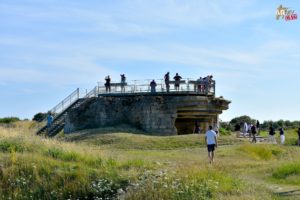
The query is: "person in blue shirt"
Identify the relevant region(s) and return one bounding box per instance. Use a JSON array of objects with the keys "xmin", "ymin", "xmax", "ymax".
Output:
[{"xmin": 47, "ymin": 112, "xmax": 53, "ymax": 128}]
